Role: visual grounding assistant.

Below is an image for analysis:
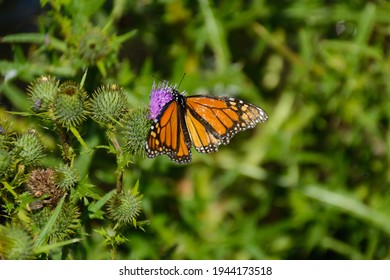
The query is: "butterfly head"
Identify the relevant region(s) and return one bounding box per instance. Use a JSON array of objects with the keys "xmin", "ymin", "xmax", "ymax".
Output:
[{"xmin": 148, "ymin": 81, "xmax": 175, "ymax": 120}]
